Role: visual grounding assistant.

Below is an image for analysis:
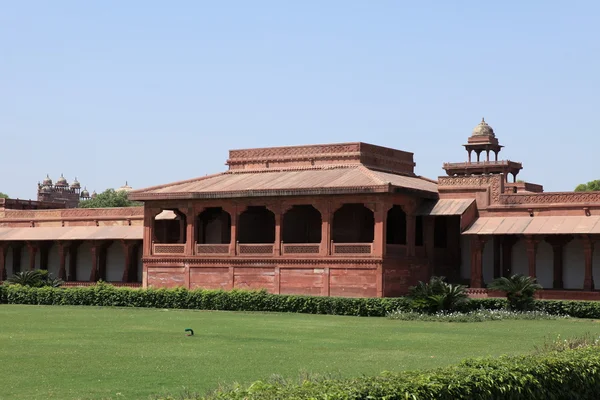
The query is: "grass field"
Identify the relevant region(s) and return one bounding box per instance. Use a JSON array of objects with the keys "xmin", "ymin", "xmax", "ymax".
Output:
[{"xmin": 0, "ymin": 306, "xmax": 599, "ymax": 400}]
